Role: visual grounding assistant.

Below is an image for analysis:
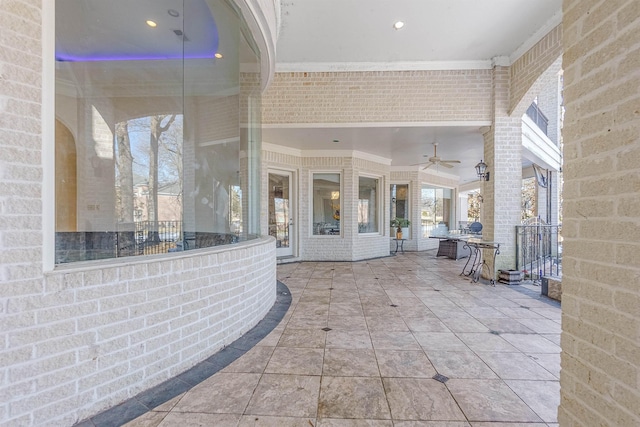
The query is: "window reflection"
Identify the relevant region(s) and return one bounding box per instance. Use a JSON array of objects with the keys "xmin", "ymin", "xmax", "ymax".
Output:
[
  {"xmin": 421, "ymin": 185, "xmax": 453, "ymax": 237},
  {"xmin": 54, "ymin": 0, "xmax": 260, "ymax": 264},
  {"xmin": 312, "ymin": 173, "xmax": 340, "ymax": 235},
  {"xmin": 390, "ymin": 183, "xmax": 409, "ymax": 229},
  {"xmin": 358, "ymin": 176, "xmax": 379, "ymax": 233}
]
